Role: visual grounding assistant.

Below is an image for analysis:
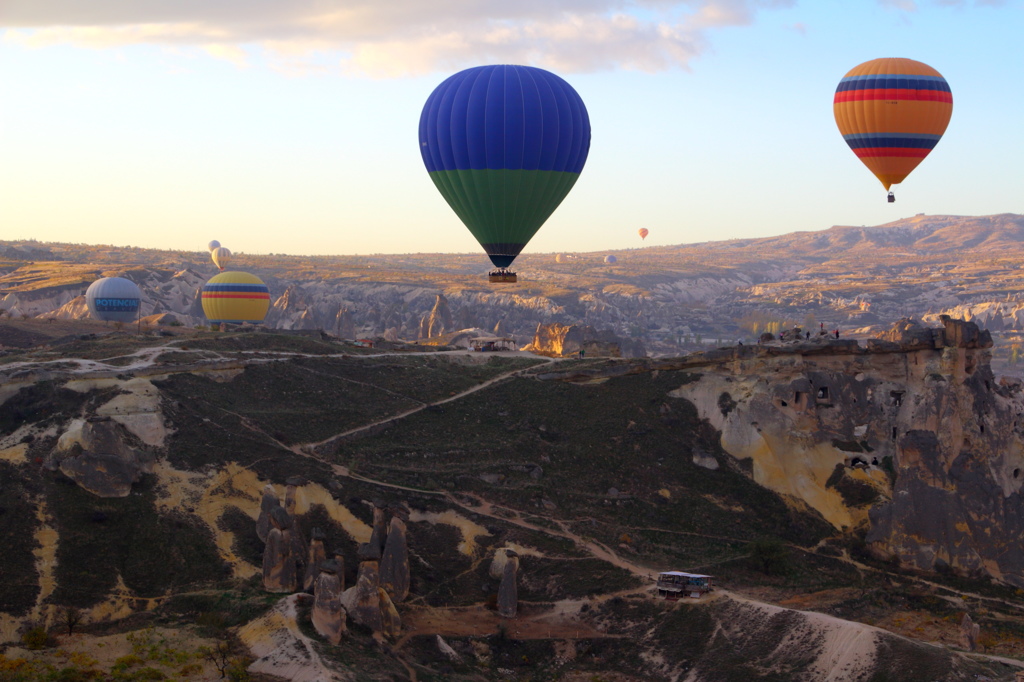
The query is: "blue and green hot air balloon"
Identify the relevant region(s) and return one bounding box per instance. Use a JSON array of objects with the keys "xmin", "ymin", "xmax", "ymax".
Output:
[{"xmin": 419, "ymin": 65, "xmax": 591, "ymax": 282}]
